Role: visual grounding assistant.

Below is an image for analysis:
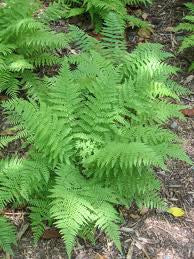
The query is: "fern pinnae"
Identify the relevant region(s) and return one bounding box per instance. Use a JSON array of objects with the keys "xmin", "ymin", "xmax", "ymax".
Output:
[{"xmin": 0, "ymin": 216, "xmax": 16, "ymax": 254}]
